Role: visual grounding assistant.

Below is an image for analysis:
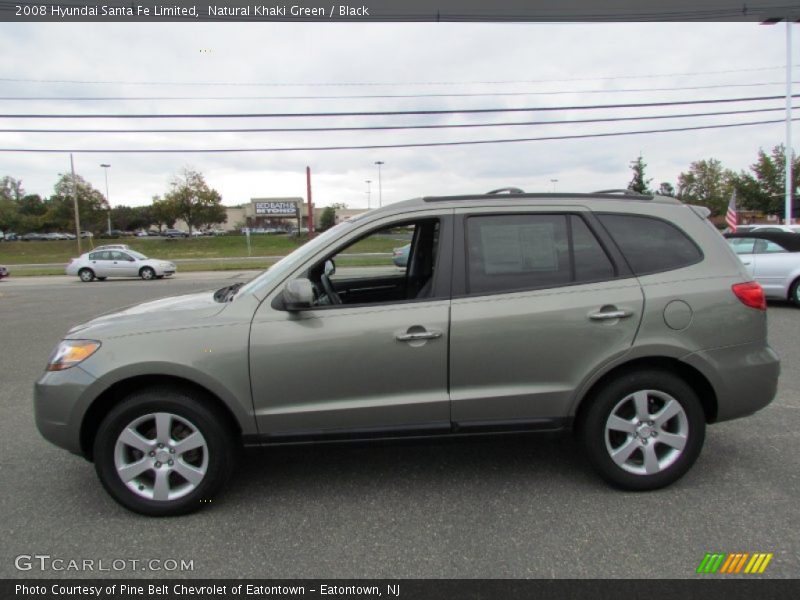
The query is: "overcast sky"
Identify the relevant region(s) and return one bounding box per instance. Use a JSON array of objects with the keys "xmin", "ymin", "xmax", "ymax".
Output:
[{"xmin": 0, "ymin": 21, "xmax": 795, "ymax": 210}]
